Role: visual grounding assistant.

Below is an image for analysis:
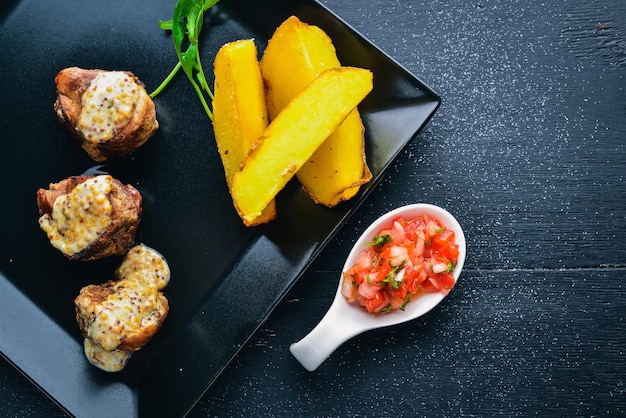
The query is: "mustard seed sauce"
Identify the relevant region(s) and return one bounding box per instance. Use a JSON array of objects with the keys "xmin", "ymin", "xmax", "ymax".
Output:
[
  {"xmin": 38, "ymin": 175, "xmax": 113, "ymax": 257},
  {"xmin": 78, "ymin": 71, "xmax": 140, "ymax": 143},
  {"xmin": 83, "ymin": 245, "xmax": 170, "ymax": 372}
]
